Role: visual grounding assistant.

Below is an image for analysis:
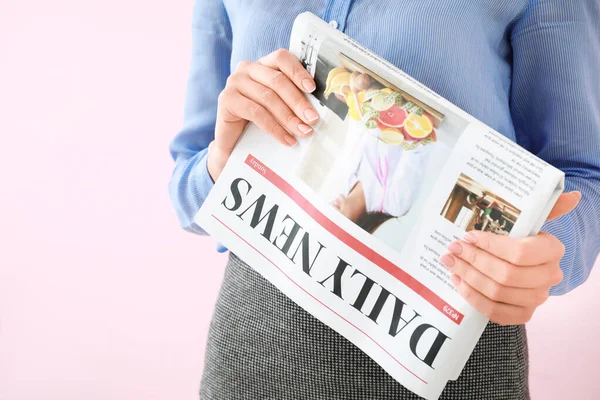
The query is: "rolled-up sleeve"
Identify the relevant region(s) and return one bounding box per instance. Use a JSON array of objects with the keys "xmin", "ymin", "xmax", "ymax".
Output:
[
  {"xmin": 509, "ymin": 1, "xmax": 600, "ymax": 294},
  {"xmin": 168, "ymin": 0, "xmax": 232, "ymax": 234}
]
